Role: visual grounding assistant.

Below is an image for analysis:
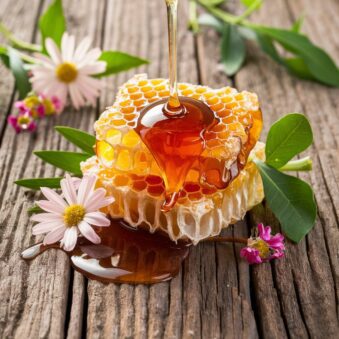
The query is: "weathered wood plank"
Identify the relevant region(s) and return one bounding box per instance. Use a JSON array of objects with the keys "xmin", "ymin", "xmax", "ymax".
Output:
[
  {"xmin": 230, "ymin": 0, "xmax": 339, "ymax": 338},
  {"xmin": 0, "ymin": 0, "xmax": 105, "ymax": 338}
]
